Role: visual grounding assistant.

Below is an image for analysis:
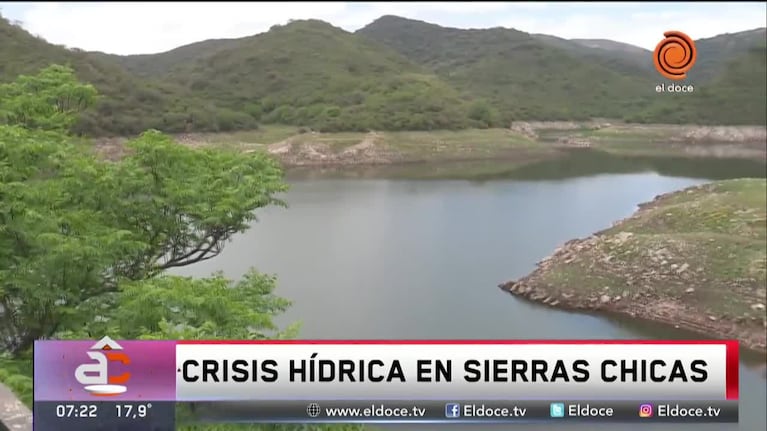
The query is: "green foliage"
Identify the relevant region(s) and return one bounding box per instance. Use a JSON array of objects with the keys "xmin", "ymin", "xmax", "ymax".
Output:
[
  {"xmin": 103, "ymin": 130, "xmax": 286, "ymax": 279},
  {"xmin": 0, "ymin": 16, "xmax": 258, "ymax": 136},
  {"xmin": 71, "ymin": 271, "xmax": 300, "ymax": 341},
  {"xmin": 467, "ymin": 100, "xmax": 499, "ymax": 128},
  {"xmin": 687, "ymin": 28, "xmax": 767, "ymax": 82},
  {"xmin": 626, "ymin": 47, "xmax": 767, "ymax": 125},
  {"xmin": 0, "ymin": 66, "xmax": 286, "ymax": 355},
  {"xmin": 358, "ymin": 16, "xmax": 767, "ymax": 126},
  {"xmin": 0, "ymin": 357, "xmax": 32, "ymax": 406},
  {"xmin": 129, "ymin": 20, "xmax": 472, "ymax": 132},
  {"xmin": 0, "ymin": 124, "xmax": 131, "ymax": 353},
  {"xmin": 0, "ymin": 65, "xmax": 96, "ymax": 130},
  {"xmin": 357, "ymin": 16, "xmax": 655, "ymax": 123},
  {"xmin": 2, "ymin": 14, "xmax": 764, "ymax": 136},
  {"xmin": 0, "ymin": 63, "xmax": 361, "ymax": 431}
]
